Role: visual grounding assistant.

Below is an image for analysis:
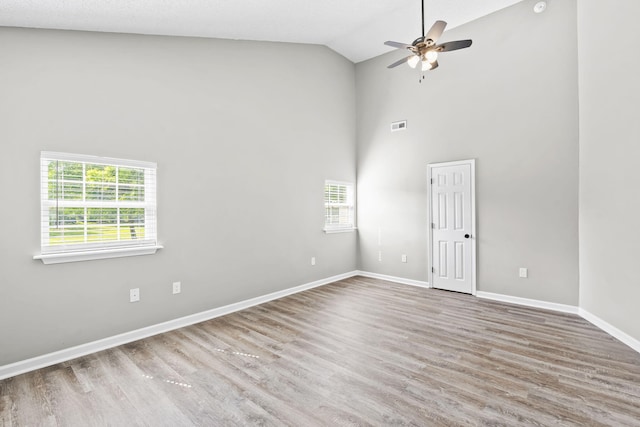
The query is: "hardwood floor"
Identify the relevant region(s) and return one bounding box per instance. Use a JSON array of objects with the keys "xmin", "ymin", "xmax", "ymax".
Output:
[{"xmin": 2, "ymin": 276, "xmax": 640, "ymax": 426}]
